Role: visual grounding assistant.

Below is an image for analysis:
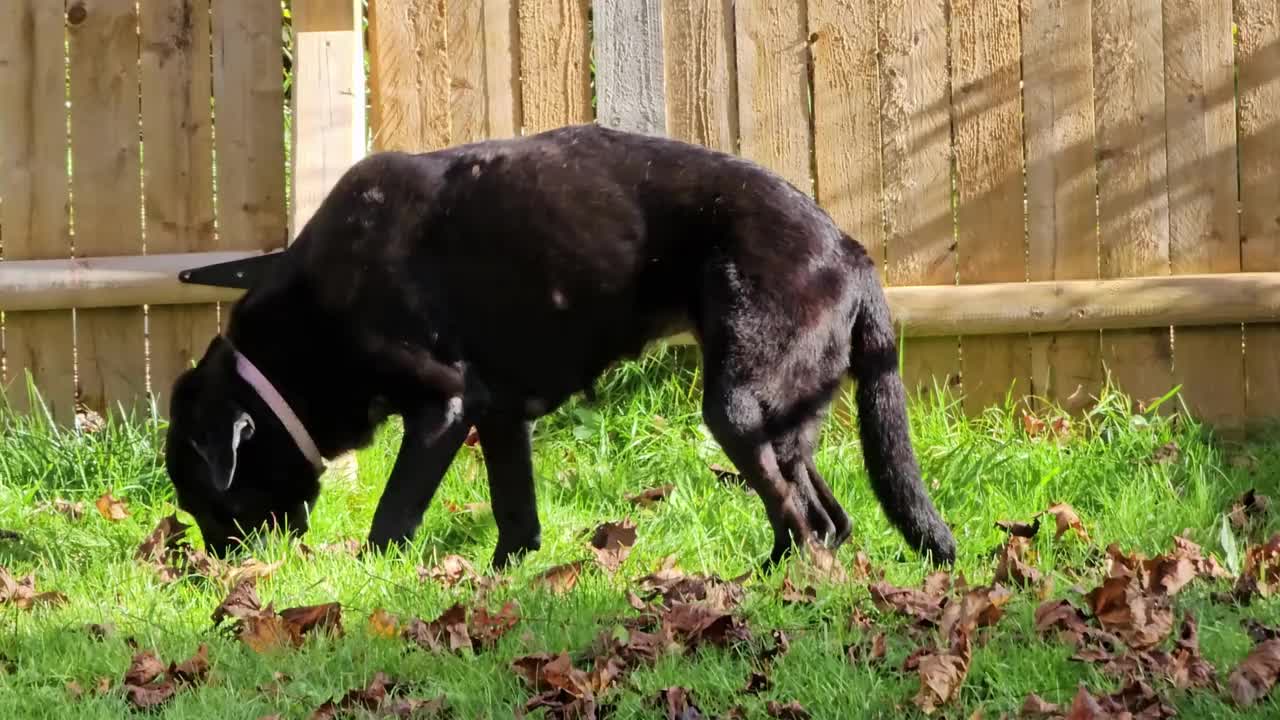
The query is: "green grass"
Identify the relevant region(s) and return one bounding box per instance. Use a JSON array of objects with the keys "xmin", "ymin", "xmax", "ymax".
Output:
[{"xmin": 0, "ymin": 344, "xmax": 1278, "ymax": 718}]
